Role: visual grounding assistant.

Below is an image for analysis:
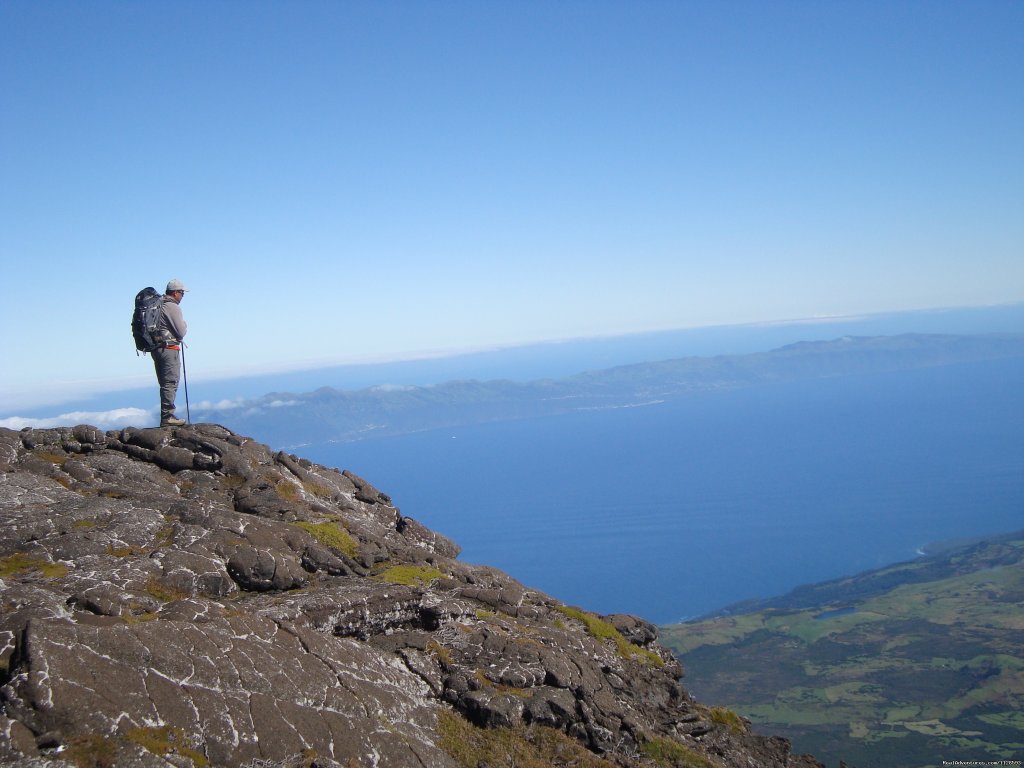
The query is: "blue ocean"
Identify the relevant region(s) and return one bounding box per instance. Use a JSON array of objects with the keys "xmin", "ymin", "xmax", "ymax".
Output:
[{"xmin": 304, "ymin": 358, "xmax": 1024, "ymax": 624}]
